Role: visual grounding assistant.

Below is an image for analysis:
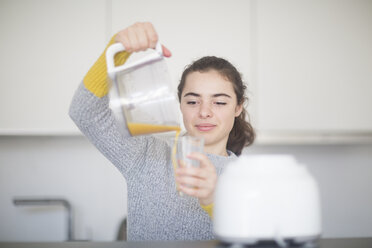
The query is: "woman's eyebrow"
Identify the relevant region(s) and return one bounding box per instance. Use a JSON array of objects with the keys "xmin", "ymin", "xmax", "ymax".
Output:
[
  {"xmin": 183, "ymin": 92, "xmax": 232, "ymax": 98},
  {"xmin": 183, "ymin": 92, "xmax": 200, "ymax": 97},
  {"xmin": 213, "ymin": 93, "xmax": 231, "ymax": 98}
]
